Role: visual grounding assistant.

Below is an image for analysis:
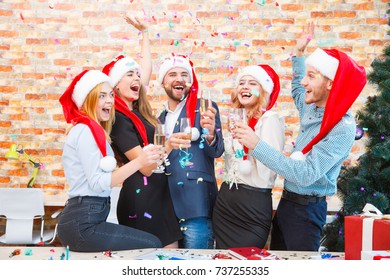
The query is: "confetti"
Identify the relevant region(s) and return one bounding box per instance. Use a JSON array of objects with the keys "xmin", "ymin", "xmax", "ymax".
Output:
[
  {"xmin": 144, "ymin": 212, "xmax": 152, "ymax": 219},
  {"xmin": 136, "ymin": 188, "xmax": 141, "ymax": 193},
  {"xmin": 168, "ymin": 21, "xmax": 174, "ymax": 29},
  {"xmin": 19, "ymin": 12, "xmax": 24, "ymax": 21},
  {"xmin": 143, "ymin": 176, "xmax": 148, "ymax": 185},
  {"xmin": 197, "ymin": 177, "xmax": 203, "ymax": 184},
  {"xmin": 24, "ymin": 249, "xmax": 33, "ymax": 256},
  {"xmin": 251, "ymin": 89, "xmax": 260, "ymax": 97},
  {"xmin": 129, "ymin": 214, "xmax": 137, "ymax": 219}
]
